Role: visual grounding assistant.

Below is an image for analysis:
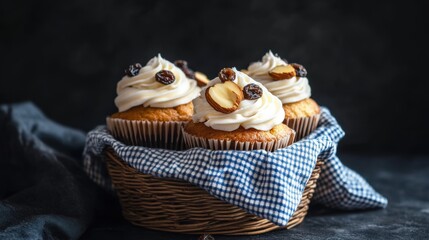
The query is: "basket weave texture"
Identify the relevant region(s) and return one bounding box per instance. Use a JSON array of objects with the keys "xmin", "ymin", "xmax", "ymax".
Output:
[{"xmin": 105, "ymin": 149, "xmax": 323, "ymax": 235}]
